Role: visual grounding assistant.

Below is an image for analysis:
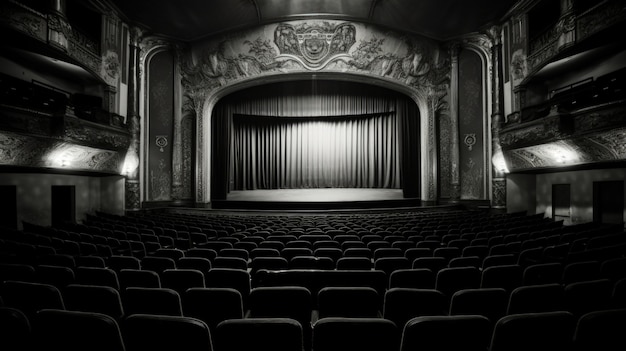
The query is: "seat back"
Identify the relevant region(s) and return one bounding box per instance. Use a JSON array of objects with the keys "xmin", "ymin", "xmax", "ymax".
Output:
[
  {"xmin": 383, "ymin": 288, "xmax": 447, "ymax": 330},
  {"xmin": 317, "ymin": 287, "xmax": 380, "ymax": 318},
  {"xmin": 449, "ymin": 288, "xmax": 508, "ymax": 326},
  {"xmin": 123, "ymin": 314, "xmax": 213, "ymax": 351},
  {"xmin": 161, "ymin": 269, "xmax": 205, "ymax": 295},
  {"xmin": 312, "ymin": 317, "xmax": 398, "ymax": 351},
  {"xmin": 35, "ymin": 264, "xmax": 75, "ymax": 290},
  {"xmin": 204, "ymin": 268, "xmax": 251, "ymax": 309},
  {"xmin": 215, "ymin": 318, "xmax": 303, "ymax": 351},
  {"xmin": 183, "ymin": 288, "xmax": 243, "ymax": 333},
  {"xmin": 490, "ymin": 311, "xmax": 576, "ymax": 351},
  {"xmin": 481, "ymin": 264, "xmax": 523, "ymax": 292},
  {"xmin": 0, "ymin": 307, "xmax": 32, "ymax": 351},
  {"xmin": 1, "ymin": 280, "xmax": 65, "ymax": 320},
  {"xmin": 336, "ymin": 257, "xmax": 371, "ymax": 270},
  {"xmin": 34, "ymin": 309, "xmax": 125, "ymax": 351},
  {"xmin": 248, "ymin": 286, "xmax": 312, "ymax": 322},
  {"xmin": 522, "ymin": 263, "xmax": 563, "ymax": 285},
  {"xmin": 123, "ymin": 287, "xmax": 182, "ymax": 316},
  {"xmin": 75, "ymin": 267, "xmax": 120, "ymax": 290},
  {"xmin": 435, "ymin": 267, "xmax": 481, "ymax": 299},
  {"xmin": 574, "ymin": 308, "xmax": 626, "ymax": 351},
  {"xmin": 388, "ymin": 269, "xmax": 435, "ymax": 289},
  {"xmin": 564, "ymin": 279, "xmax": 613, "ymax": 318},
  {"xmin": 400, "ymin": 315, "xmax": 491, "ymax": 351},
  {"xmin": 119, "ymin": 269, "xmax": 161, "ymax": 289},
  {"xmin": 507, "ymin": 283, "xmax": 564, "ymax": 315},
  {"xmin": 64, "ymin": 284, "xmax": 124, "ymax": 321},
  {"xmin": 254, "ymin": 269, "xmax": 386, "ymax": 300}
]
